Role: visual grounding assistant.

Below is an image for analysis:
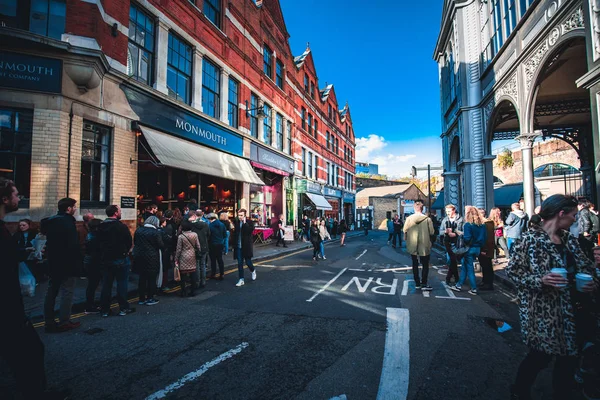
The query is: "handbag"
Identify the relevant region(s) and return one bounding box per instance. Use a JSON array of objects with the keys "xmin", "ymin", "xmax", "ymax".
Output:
[
  {"xmin": 451, "ymin": 234, "xmax": 470, "ymax": 256},
  {"xmin": 174, "ymin": 266, "xmax": 181, "ymax": 282},
  {"xmin": 182, "ymin": 232, "xmax": 201, "ymax": 260}
]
